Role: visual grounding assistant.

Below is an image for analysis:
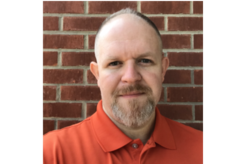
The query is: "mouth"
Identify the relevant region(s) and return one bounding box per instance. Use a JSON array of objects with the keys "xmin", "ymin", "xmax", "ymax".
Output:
[{"xmin": 119, "ymin": 92, "xmax": 145, "ymax": 98}]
